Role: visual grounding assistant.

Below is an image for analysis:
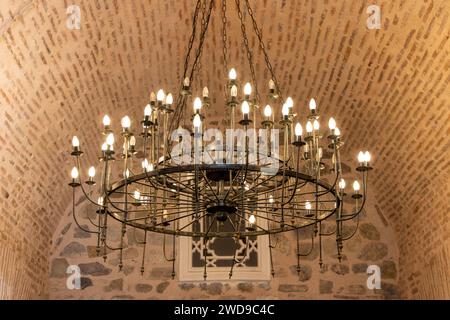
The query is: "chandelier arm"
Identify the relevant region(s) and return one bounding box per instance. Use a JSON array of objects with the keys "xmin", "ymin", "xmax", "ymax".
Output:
[
  {"xmin": 140, "ymin": 230, "xmax": 147, "ymax": 275},
  {"xmin": 131, "ymin": 226, "xmax": 146, "ymax": 245},
  {"xmin": 200, "ymin": 170, "xmax": 222, "ymax": 202},
  {"xmin": 340, "ymin": 214, "xmax": 361, "ymax": 241},
  {"xmin": 72, "ymin": 188, "xmax": 100, "ymax": 235},
  {"xmin": 233, "ymin": 236, "xmax": 251, "ymax": 264},
  {"xmin": 244, "ymin": 0, "xmax": 284, "ymax": 101},
  {"xmin": 280, "ymin": 146, "xmax": 301, "ymax": 206},
  {"xmin": 176, "ymin": 212, "xmax": 209, "ymax": 233},
  {"xmin": 163, "ymin": 233, "xmax": 175, "ymax": 262},
  {"xmin": 234, "ymin": 0, "xmax": 261, "ymax": 103},
  {"xmin": 337, "ymin": 171, "xmax": 368, "ymax": 222},
  {"xmin": 75, "ymin": 157, "xmax": 107, "ymax": 210}
]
